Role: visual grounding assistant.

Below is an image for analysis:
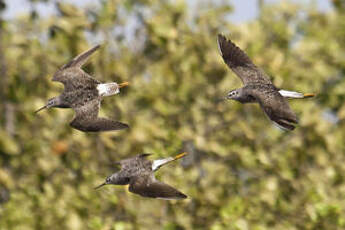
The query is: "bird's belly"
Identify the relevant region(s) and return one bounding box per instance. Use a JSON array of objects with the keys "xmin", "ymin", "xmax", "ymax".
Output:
[{"xmin": 62, "ymin": 89, "xmax": 98, "ymax": 107}]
